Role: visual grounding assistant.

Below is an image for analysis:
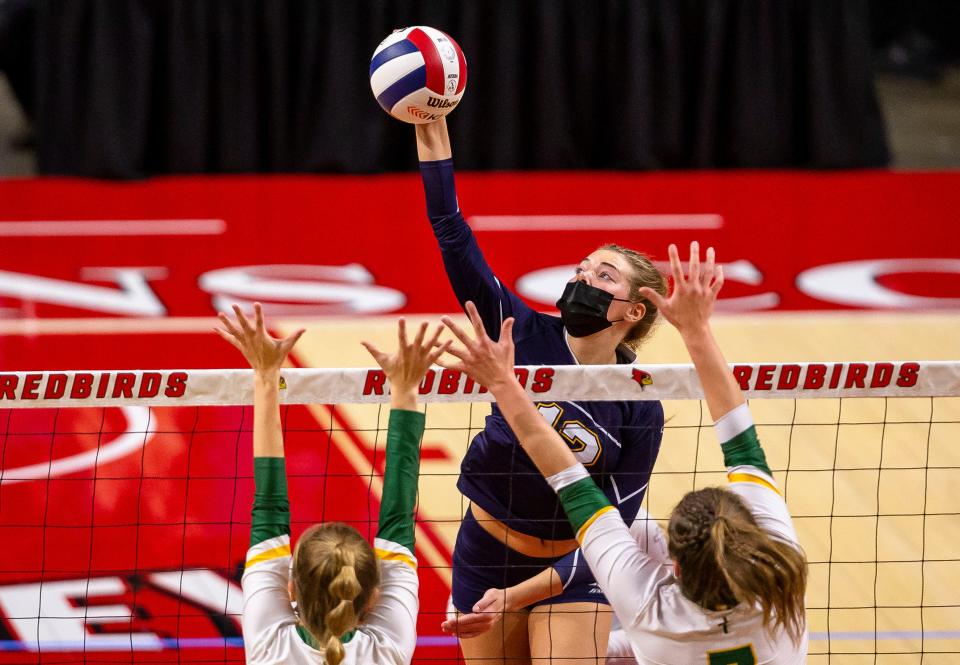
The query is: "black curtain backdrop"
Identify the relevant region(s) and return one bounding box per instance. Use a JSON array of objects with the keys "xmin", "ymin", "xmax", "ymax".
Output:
[
  {"xmin": 0, "ymin": 0, "xmax": 36, "ymax": 119},
  {"xmin": 34, "ymin": 0, "xmax": 889, "ymax": 177}
]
